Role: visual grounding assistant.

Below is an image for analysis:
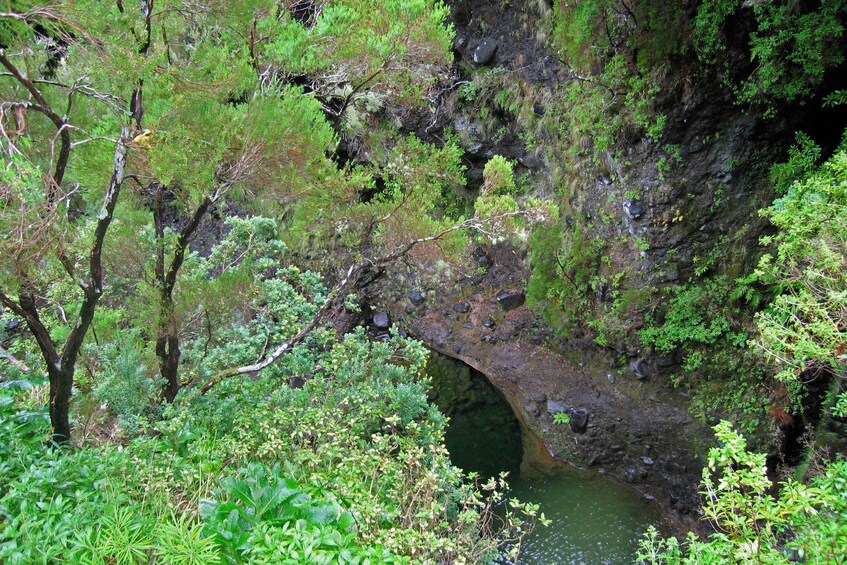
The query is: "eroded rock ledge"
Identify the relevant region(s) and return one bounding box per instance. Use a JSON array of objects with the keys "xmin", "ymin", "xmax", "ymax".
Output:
[{"xmin": 373, "ymin": 245, "xmax": 711, "ymax": 530}]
